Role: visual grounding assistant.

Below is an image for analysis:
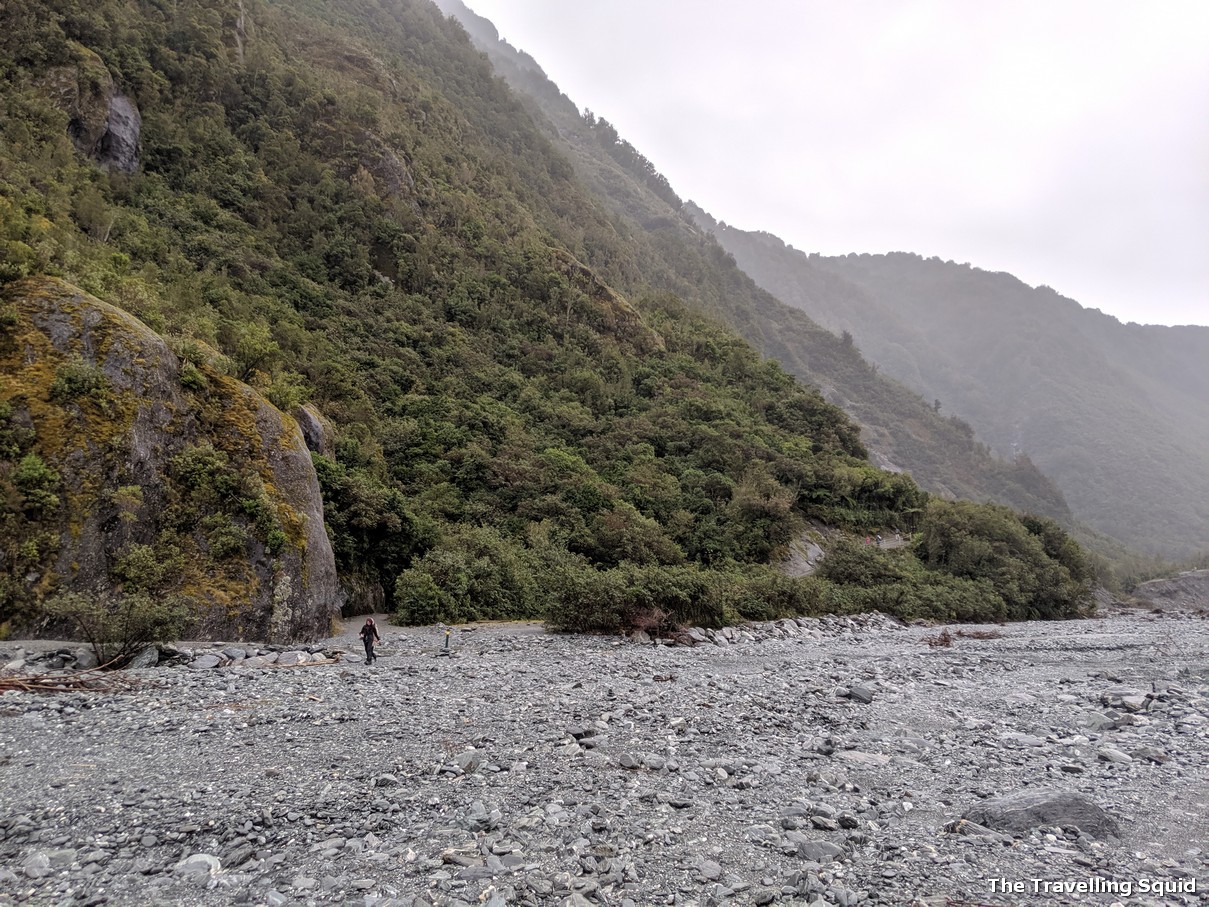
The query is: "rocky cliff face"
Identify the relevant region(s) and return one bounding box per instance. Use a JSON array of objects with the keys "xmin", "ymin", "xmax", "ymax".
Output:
[
  {"xmin": 0, "ymin": 277, "xmax": 339, "ymax": 640},
  {"xmin": 39, "ymin": 41, "xmax": 141, "ymax": 173}
]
